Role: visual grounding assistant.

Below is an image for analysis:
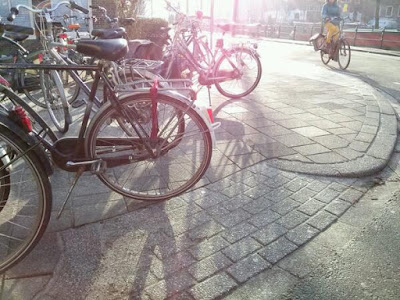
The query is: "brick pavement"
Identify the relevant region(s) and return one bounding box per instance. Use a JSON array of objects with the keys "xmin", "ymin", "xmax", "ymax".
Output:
[{"xmin": 2, "ymin": 41, "xmax": 399, "ymax": 299}]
